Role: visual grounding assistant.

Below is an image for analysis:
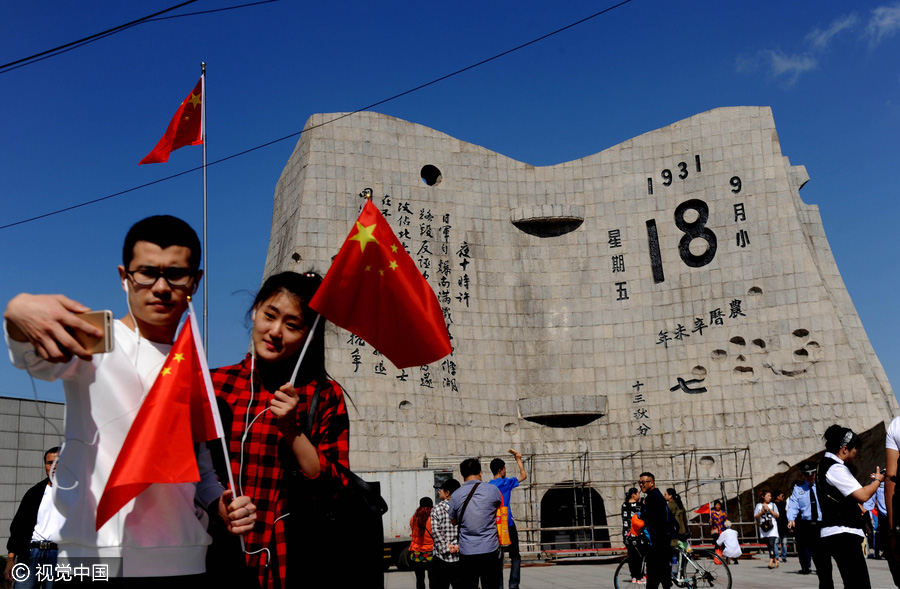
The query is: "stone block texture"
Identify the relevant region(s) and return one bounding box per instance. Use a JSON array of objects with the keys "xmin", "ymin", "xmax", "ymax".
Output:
[{"xmin": 265, "ymin": 107, "xmax": 897, "ymax": 492}]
